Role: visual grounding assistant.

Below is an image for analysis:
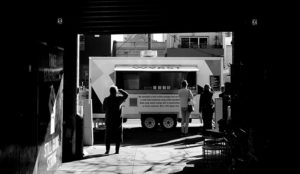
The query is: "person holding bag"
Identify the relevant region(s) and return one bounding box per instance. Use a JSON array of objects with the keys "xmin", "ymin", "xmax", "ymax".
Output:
[
  {"xmin": 187, "ymin": 98, "xmax": 194, "ymax": 112},
  {"xmin": 178, "ymin": 80, "xmax": 194, "ymax": 136}
]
